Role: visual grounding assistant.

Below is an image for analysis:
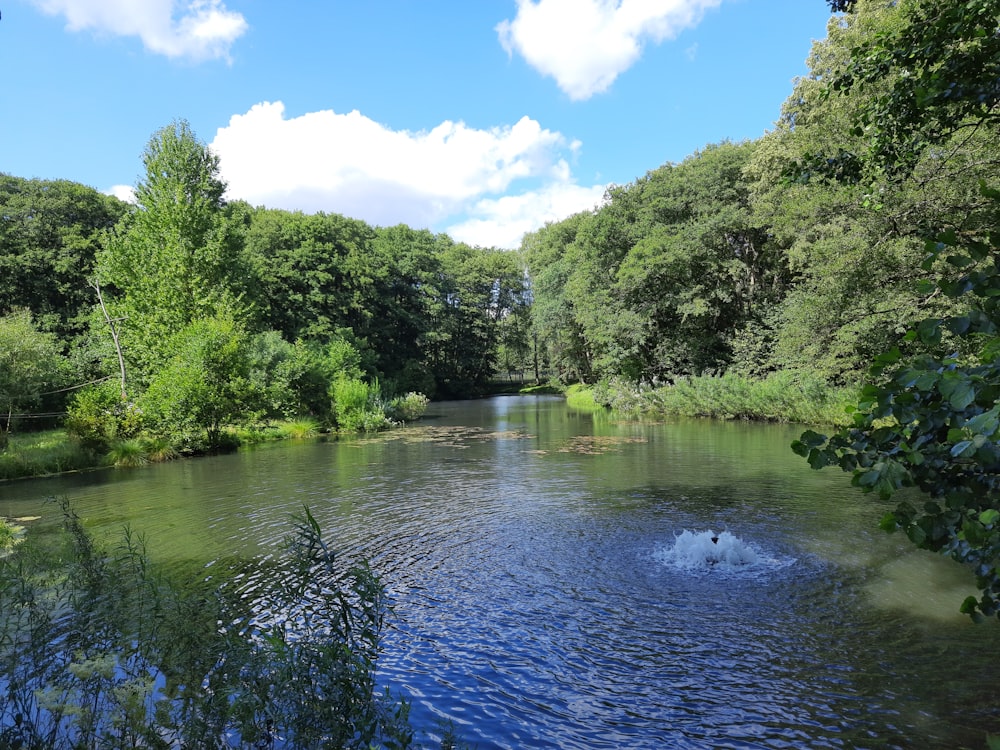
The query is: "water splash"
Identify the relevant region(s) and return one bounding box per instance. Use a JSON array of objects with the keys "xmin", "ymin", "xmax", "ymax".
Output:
[{"xmin": 655, "ymin": 530, "xmax": 782, "ymax": 573}]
